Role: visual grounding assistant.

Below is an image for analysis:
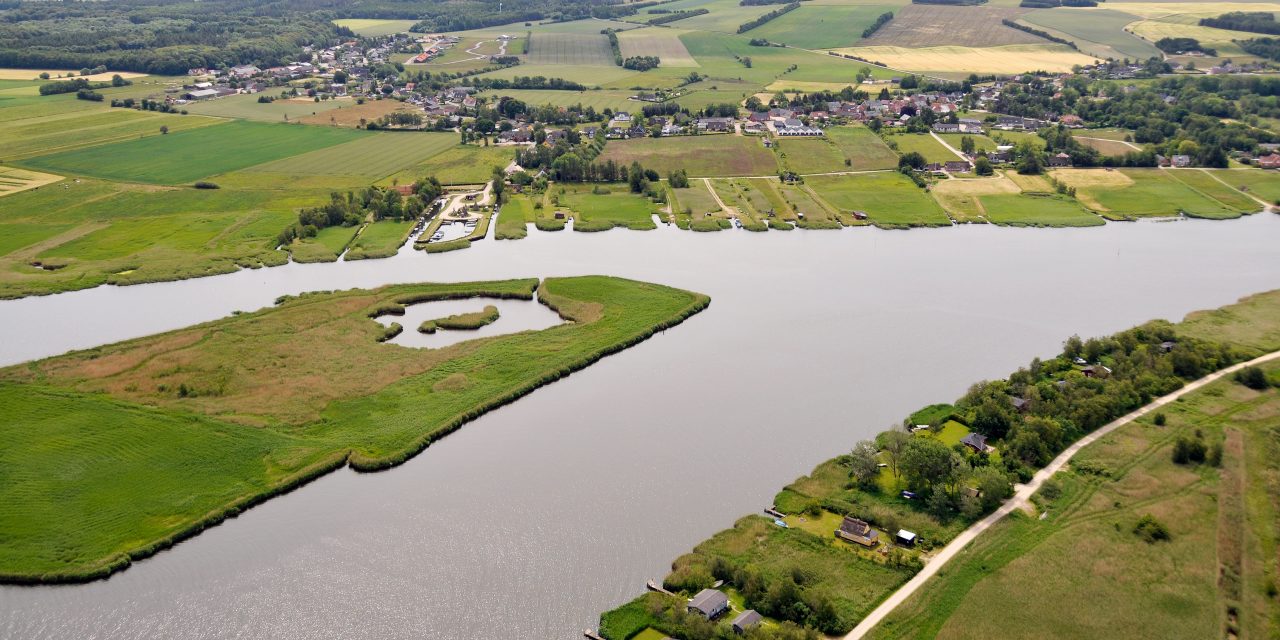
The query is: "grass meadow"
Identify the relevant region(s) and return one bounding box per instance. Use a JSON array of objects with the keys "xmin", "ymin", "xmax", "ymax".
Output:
[
  {"xmin": 476, "ymin": 88, "xmax": 639, "ymax": 113},
  {"xmin": 557, "ymin": 183, "xmax": 660, "ymax": 231},
  {"xmin": 395, "ymin": 143, "xmax": 514, "ymax": 185},
  {"xmin": 526, "ymin": 33, "xmax": 616, "ymax": 66},
  {"xmin": 183, "ymin": 93, "xmax": 350, "ymax": 122},
  {"xmin": 345, "ymin": 220, "xmax": 414, "ymax": 259},
  {"xmin": 21, "ymin": 121, "xmax": 365, "ymax": 184},
  {"xmin": 1053, "ymin": 168, "xmax": 1253, "ymax": 219},
  {"xmin": 743, "ymin": 4, "xmax": 897, "ymax": 50},
  {"xmin": 1217, "ymin": 169, "xmax": 1280, "ymax": 205},
  {"xmin": 0, "ymin": 109, "xmax": 224, "ymax": 161},
  {"xmin": 0, "ymin": 276, "xmax": 710, "ymax": 582},
  {"xmin": 617, "ymin": 28, "xmax": 699, "ymax": 67},
  {"xmin": 599, "ymin": 135, "xmax": 778, "ymax": 178},
  {"xmin": 494, "ymin": 195, "xmax": 534, "ymax": 239},
  {"xmin": 333, "ymin": 18, "xmax": 419, "ymax": 36},
  {"xmin": 886, "ymin": 132, "xmax": 960, "ymax": 164},
  {"xmin": 807, "ymin": 172, "xmax": 952, "ymax": 227}
]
